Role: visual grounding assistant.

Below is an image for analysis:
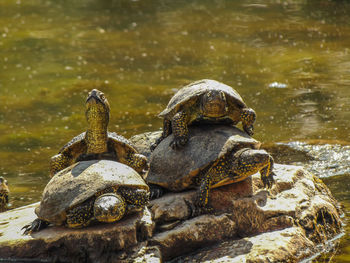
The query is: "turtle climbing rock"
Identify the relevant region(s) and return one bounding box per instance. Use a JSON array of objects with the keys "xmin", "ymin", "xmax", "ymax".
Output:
[
  {"xmin": 50, "ymin": 89, "xmax": 148, "ymax": 177},
  {"xmin": 147, "ymin": 124, "xmax": 275, "ymax": 212},
  {"xmin": 0, "ymin": 176, "xmax": 9, "ymax": 212},
  {"xmin": 22, "ymin": 160, "xmax": 149, "ymax": 234},
  {"xmin": 152, "ymin": 79, "xmax": 256, "ymax": 150}
]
